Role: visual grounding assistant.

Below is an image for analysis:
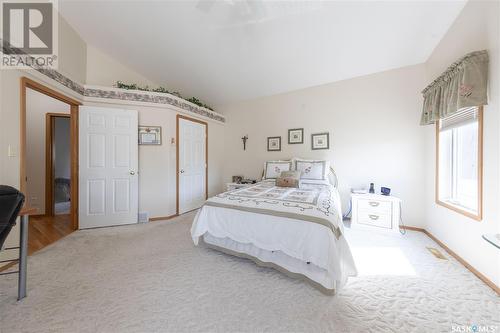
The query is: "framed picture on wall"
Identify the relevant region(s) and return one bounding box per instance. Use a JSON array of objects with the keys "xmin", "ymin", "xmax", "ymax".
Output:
[
  {"xmin": 288, "ymin": 128, "xmax": 304, "ymax": 144},
  {"xmin": 267, "ymin": 136, "xmax": 281, "ymax": 151},
  {"xmin": 139, "ymin": 126, "xmax": 162, "ymax": 145},
  {"xmin": 311, "ymin": 132, "xmax": 329, "ymax": 150}
]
